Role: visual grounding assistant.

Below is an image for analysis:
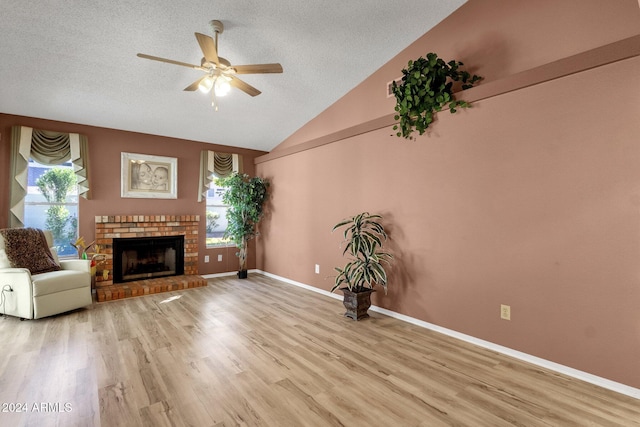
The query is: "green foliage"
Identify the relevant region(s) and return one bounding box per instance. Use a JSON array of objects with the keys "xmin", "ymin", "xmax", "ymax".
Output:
[
  {"xmin": 36, "ymin": 168, "xmax": 77, "ymax": 203},
  {"xmin": 35, "ymin": 168, "xmax": 78, "ymax": 250},
  {"xmin": 332, "ymin": 212, "xmax": 393, "ymax": 294},
  {"xmin": 44, "ymin": 205, "xmax": 73, "ymax": 244},
  {"xmin": 392, "ymin": 52, "xmax": 482, "ymax": 139},
  {"xmin": 205, "ymin": 210, "xmax": 220, "ymax": 234},
  {"xmin": 215, "ymin": 173, "xmax": 269, "ymax": 271},
  {"xmin": 205, "ymin": 236, "xmax": 230, "ymax": 246}
]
